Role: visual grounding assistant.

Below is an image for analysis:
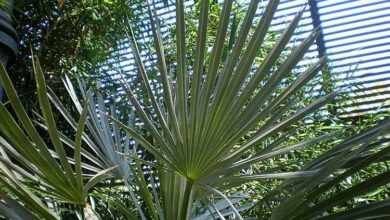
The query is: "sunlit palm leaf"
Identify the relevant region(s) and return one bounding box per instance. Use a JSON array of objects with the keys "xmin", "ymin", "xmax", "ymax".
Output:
[{"xmin": 107, "ymin": 0, "xmax": 336, "ymax": 218}]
